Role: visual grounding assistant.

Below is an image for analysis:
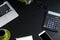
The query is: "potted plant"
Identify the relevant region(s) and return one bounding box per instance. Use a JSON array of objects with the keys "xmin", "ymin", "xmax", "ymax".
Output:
[{"xmin": 18, "ymin": 0, "xmax": 33, "ymax": 5}]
